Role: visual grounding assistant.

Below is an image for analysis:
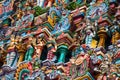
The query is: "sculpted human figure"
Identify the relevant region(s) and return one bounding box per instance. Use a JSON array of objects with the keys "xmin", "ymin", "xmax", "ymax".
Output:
[
  {"xmin": 16, "ymin": 36, "xmax": 27, "ymax": 65},
  {"xmin": 6, "ymin": 35, "xmax": 18, "ymax": 67},
  {"xmin": 34, "ymin": 34, "xmax": 45, "ymax": 59},
  {"xmin": 46, "ymin": 36, "xmax": 57, "ymax": 61},
  {"xmin": 24, "ymin": 36, "xmax": 34, "ymax": 61}
]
